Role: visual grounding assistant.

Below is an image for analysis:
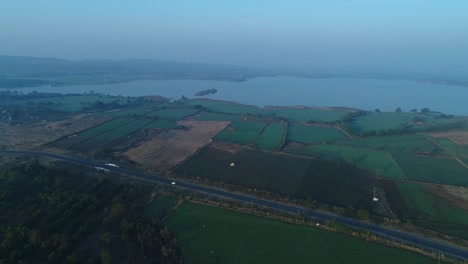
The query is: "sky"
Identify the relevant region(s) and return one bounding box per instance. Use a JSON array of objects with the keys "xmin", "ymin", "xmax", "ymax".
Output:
[{"xmin": 1, "ymin": 1, "xmax": 467, "ymax": 77}]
